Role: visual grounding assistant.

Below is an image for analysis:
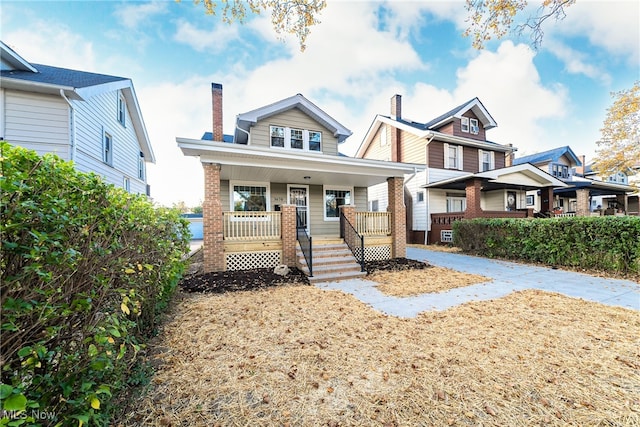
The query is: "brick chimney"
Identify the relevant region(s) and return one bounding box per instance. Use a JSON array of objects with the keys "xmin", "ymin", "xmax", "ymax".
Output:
[
  {"xmin": 505, "ymin": 143, "xmax": 515, "ymax": 167},
  {"xmin": 212, "ymin": 83, "xmax": 223, "ymax": 142},
  {"xmin": 390, "ymin": 94, "xmax": 401, "ymax": 120},
  {"xmin": 576, "ymin": 155, "xmax": 586, "ymax": 176},
  {"xmin": 390, "ymin": 94, "xmax": 402, "ymax": 162}
]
